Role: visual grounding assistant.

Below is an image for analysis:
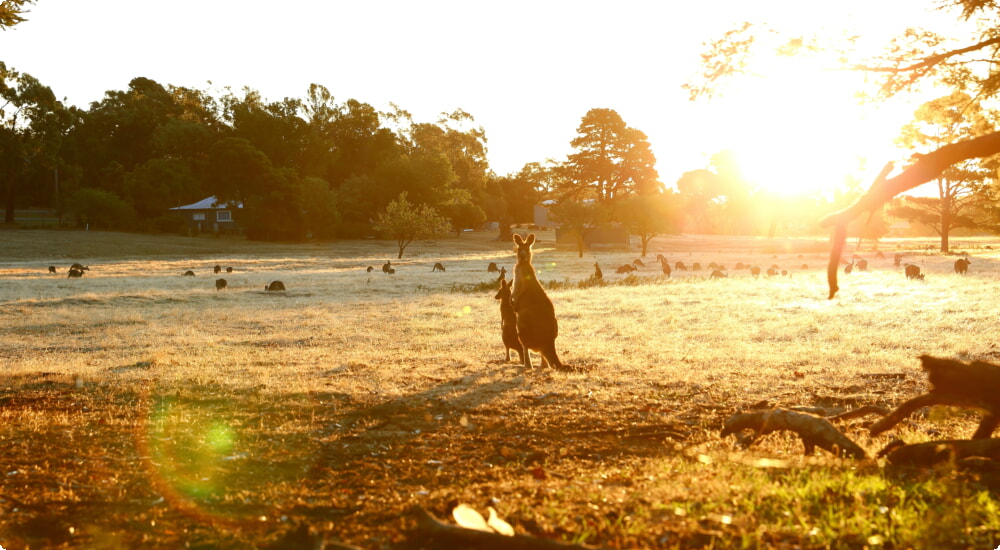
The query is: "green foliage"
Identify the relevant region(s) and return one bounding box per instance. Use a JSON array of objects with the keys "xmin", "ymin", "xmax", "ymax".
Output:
[
  {"xmin": 301, "ymin": 176, "xmax": 339, "ymax": 239},
  {"xmin": 373, "ymin": 192, "xmax": 451, "ymax": 258},
  {"xmin": 0, "ymin": 0, "xmax": 33, "ymax": 29},
  {"xmin": 69, "ymin": 187, "xmax": 133, "ymax": 230},
  {"xmin": 0, "ymin": 62, "xmax": 70, "ymax": 224},
  {"xmin": 560, "ymin": 108, "xmax": 661, "ymax": 204},
  {"xmin": 547, "ymin": 199, "xmax": 609, "ymax": 258},
  {"xmin": 615, "ymin": 193, "xmax": 681, "ymax": 257},
  {"xmin": 893, "ymin": 91, "xmax": 999, "ymax": 250}
]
